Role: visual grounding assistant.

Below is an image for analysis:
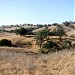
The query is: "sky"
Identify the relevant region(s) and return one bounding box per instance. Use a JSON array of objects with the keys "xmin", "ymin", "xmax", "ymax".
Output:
[
  {"xmin": 74, "ymin": 0, "xmax": 75, "ymax": 21},
  {"xmin": 0, "ymin": 0, "xmax": 74, "ymax": 25}
]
